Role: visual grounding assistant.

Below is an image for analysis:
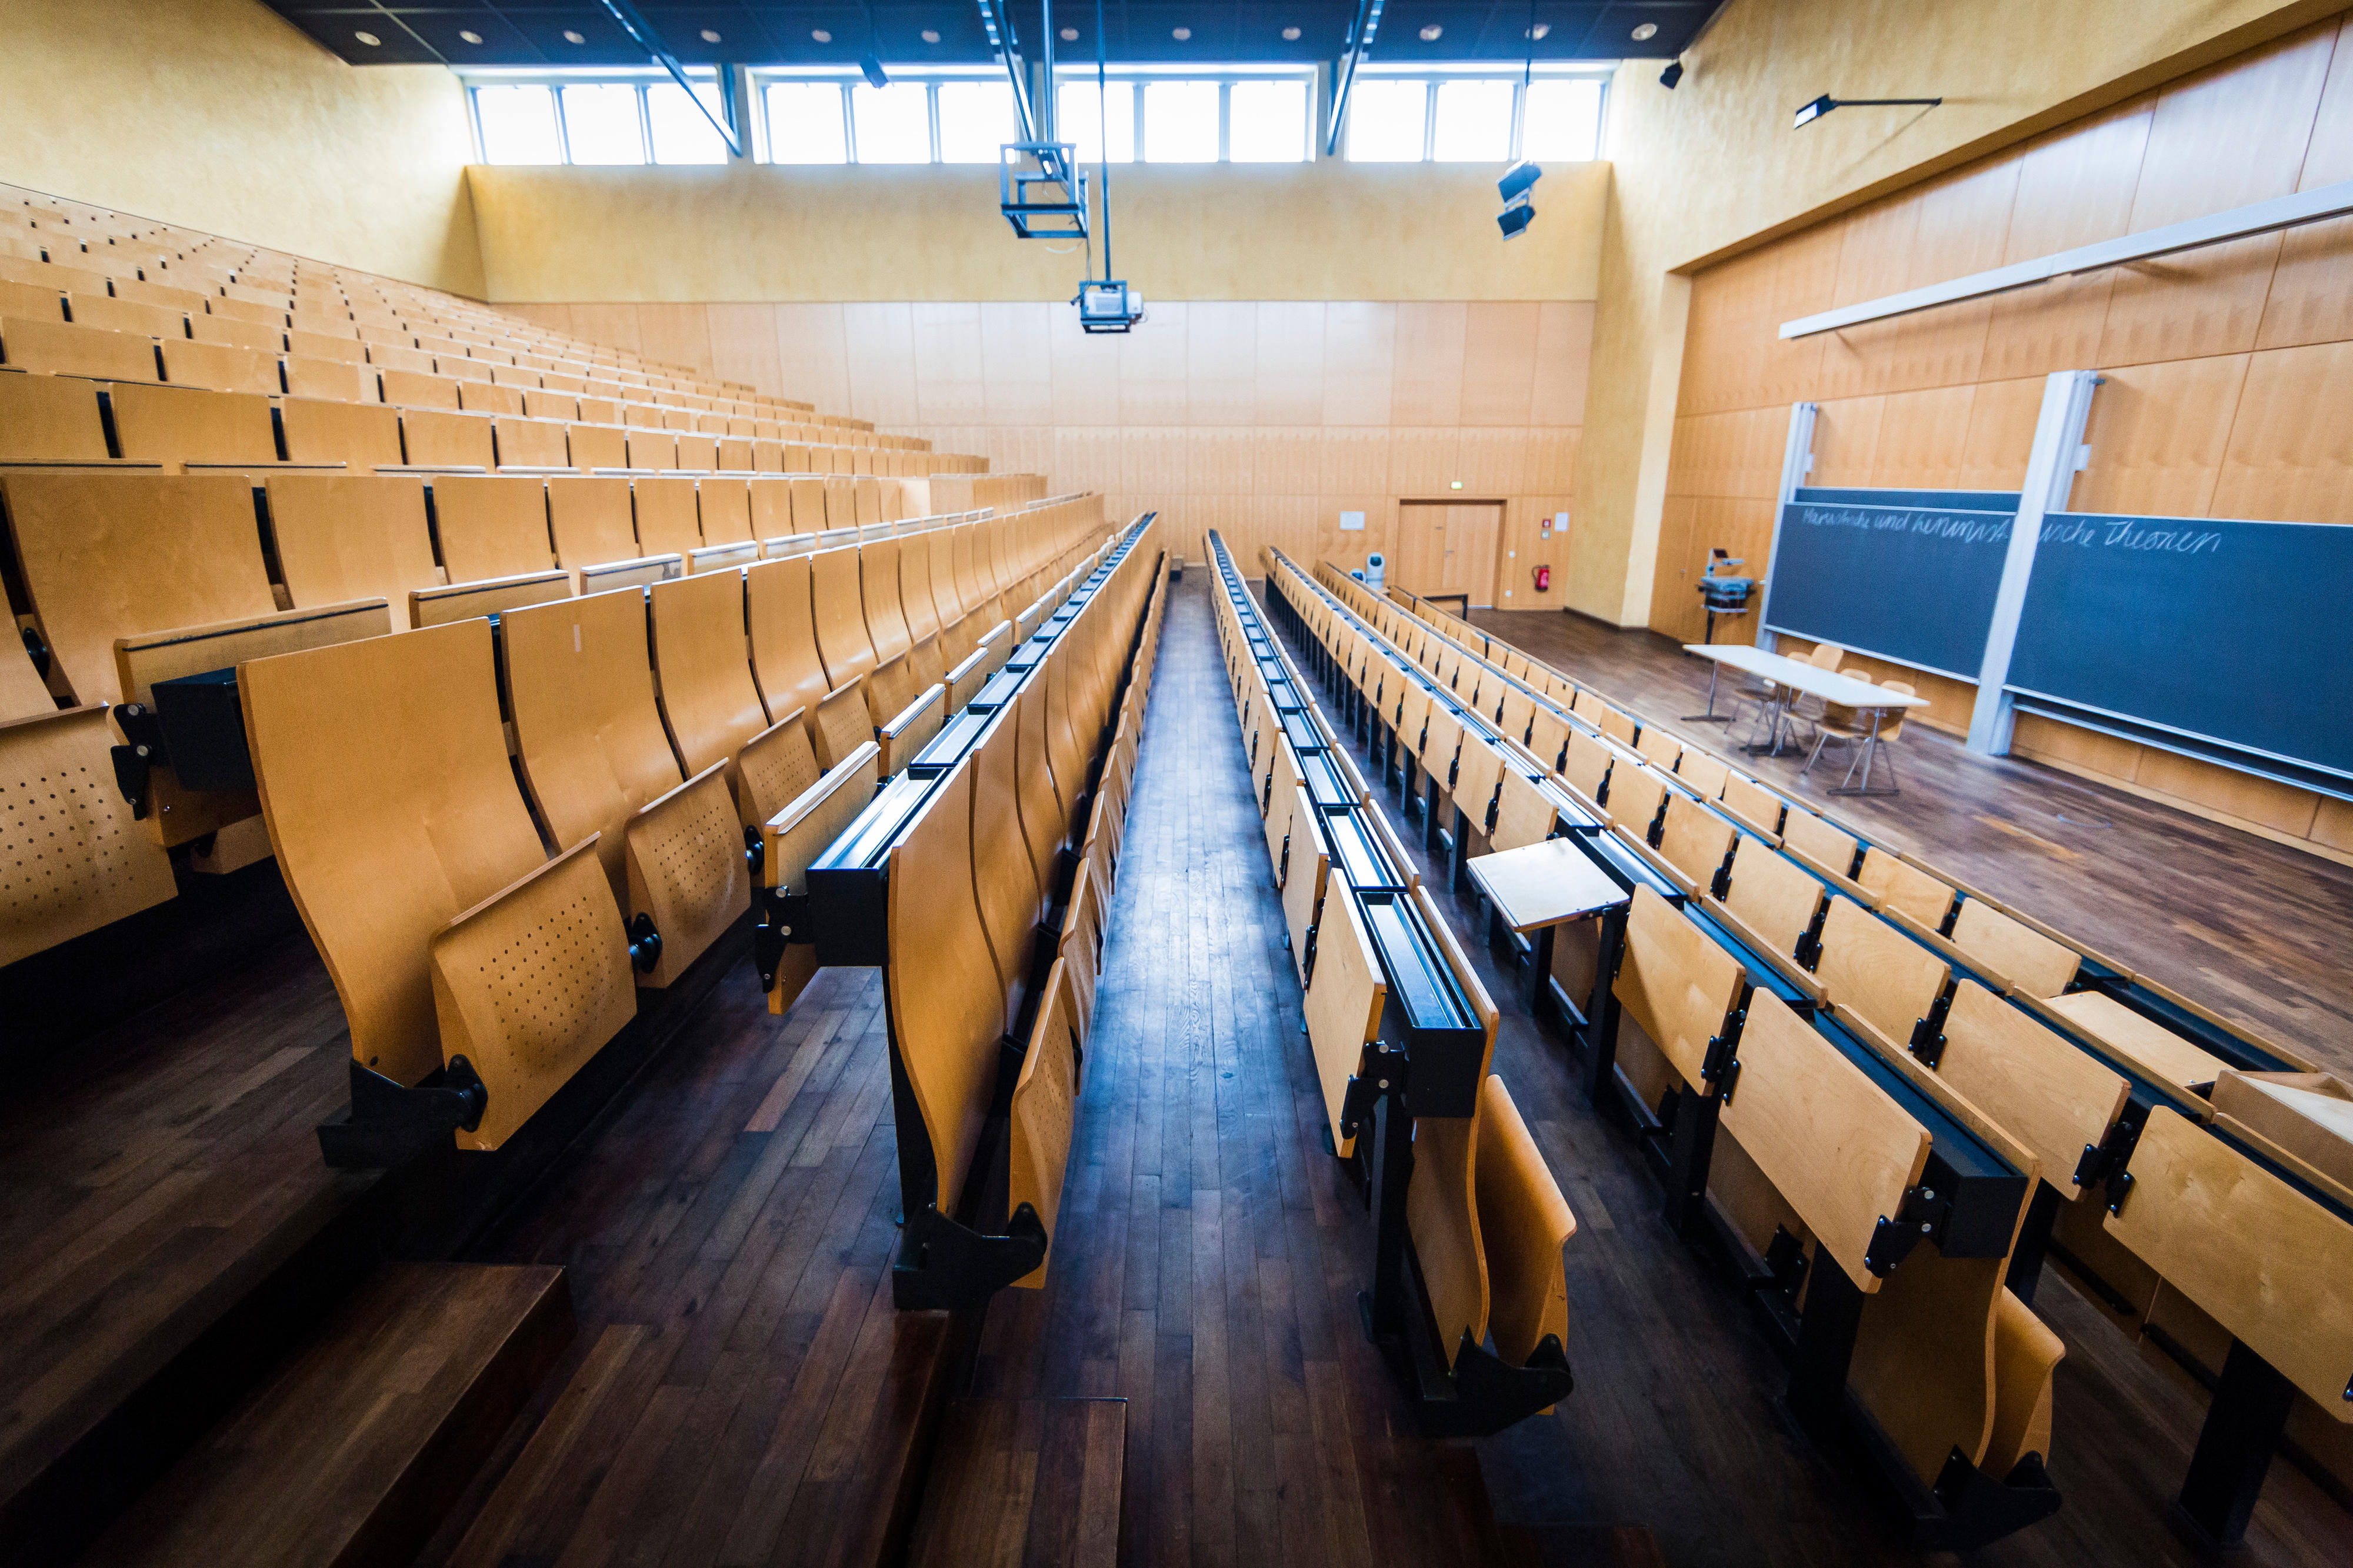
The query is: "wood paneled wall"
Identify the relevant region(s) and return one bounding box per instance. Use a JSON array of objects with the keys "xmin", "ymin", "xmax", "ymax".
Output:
[
  {"xmin": 1654, "ymin": 12, "xmax": 2353, "ymax": 863},
  {"xmin": 502, "ymin": 298, "xmax": 1594, "ymax": 606}
]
